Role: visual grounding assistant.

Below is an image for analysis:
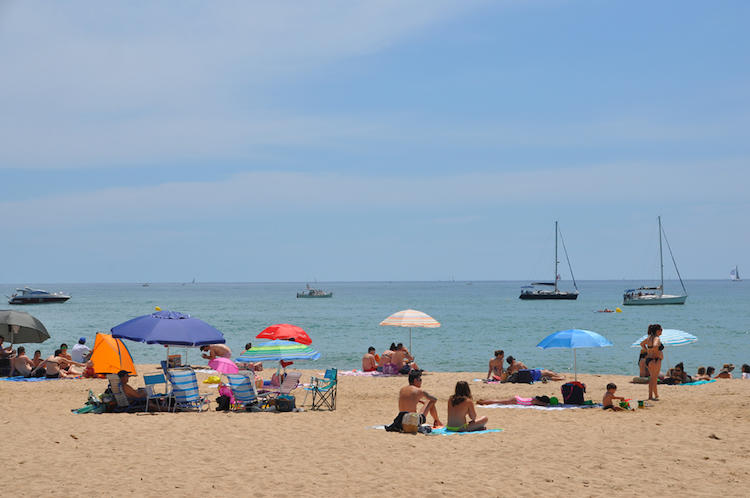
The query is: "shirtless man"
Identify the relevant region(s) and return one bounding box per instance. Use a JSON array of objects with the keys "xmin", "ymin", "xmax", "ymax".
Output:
[
  {"xmin": 385, "ymin": 370, "xmax": 442, "ymax": 431},
  {"xmin": 487, "ymin": 350, "xmax": 505, "ymax": 381},
  {"xmin": 362, "ymin": 346, "xmax": 377, "ymax": 372},
  {"xmin": 11, "ymin": 346, "xmax": 34, "ymax": 377},
  {"xmin": 391, "ymin": 343, "xmax": 419, "ymax": 374},
  {"xmin": 35, "ymin": 349, "xmax": 85, "ymax": 378},
  {"xmin": 0, "ymin": 336, "xmax": 15, "ymax": 359},
  {"xmin": 200, "ymin": 343, "xmax": 232, "ymax": 360},
  {"xmin": 505, "ymin": 356, "xmax": 527, "ymax": 375}
]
